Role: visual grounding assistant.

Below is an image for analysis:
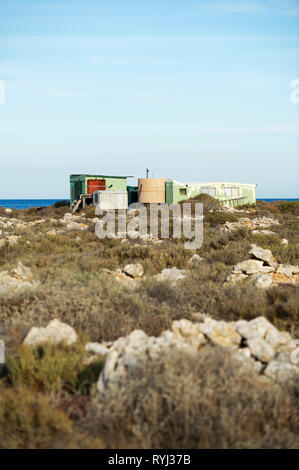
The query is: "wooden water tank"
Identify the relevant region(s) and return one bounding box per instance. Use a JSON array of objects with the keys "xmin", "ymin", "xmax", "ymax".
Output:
[{"xmin": 138, "ymin": 178, "xmax": 167, "ymax": 203}]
